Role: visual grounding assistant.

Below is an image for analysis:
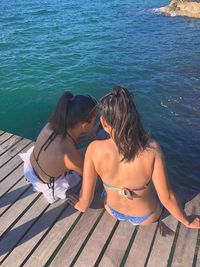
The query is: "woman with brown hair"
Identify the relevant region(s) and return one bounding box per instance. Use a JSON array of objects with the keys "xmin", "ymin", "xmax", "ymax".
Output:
[
  {"xmin": 69, "ymin": 86, "xmax": 199, "ymax": 228},
  {"xmin": 20, "ymin": 91, "xmax": 97, "ymax": 203}
]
